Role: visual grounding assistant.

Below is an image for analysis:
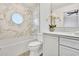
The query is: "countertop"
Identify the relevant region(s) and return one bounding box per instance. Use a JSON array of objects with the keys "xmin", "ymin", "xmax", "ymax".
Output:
[{"xmin": 43, "ymin": 31, "xmax": 79, "ymax": 38}]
